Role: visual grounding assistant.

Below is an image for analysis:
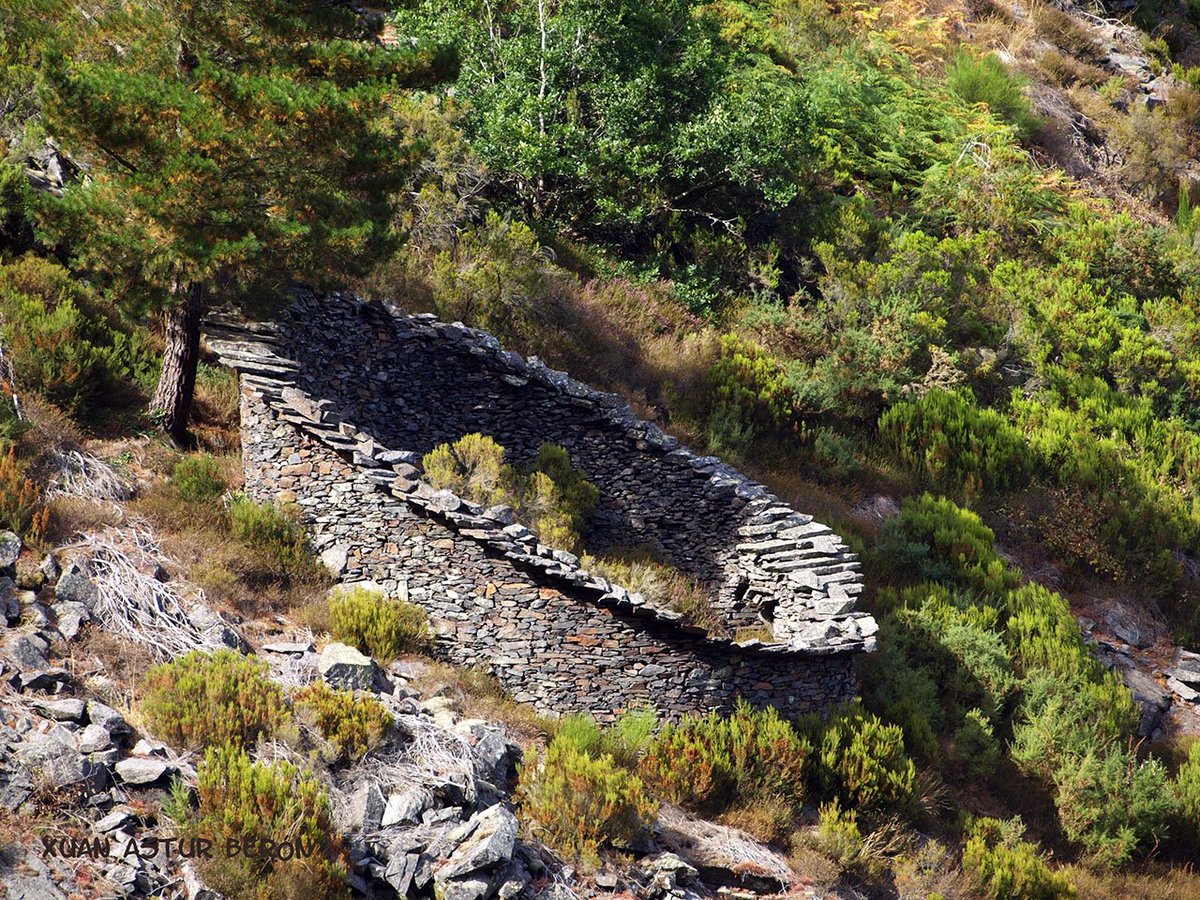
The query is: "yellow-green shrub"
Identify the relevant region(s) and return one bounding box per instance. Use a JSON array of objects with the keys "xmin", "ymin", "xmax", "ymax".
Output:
[
  {"xmin": 422, "ymin": 432, "xmax": 514, "ymax": 508},
  {"xmin": 962, "ymin": 817, "xmax": 1077, "ymax": 899},
  {"xmin": 806, "ymin": 704, "xmax": 917, "ymax": 814},
  {"xmin": 422, "ymin": 435, "xmax": 598, "ymax": 552},
  {"xmin": 329, "ymin": 585, "xmax": 431, "ymax": 661},
  {"xmin": 1171, "ymin": 742, "xmax": 1200, "ymax": 853},
  {"xmin": 293, "ymin": 681, "xmax": 392, "ymax": 761},
  {"xmin": 227, "ymin": 496, "xmax": 316, "ymax": 578},
  {"xmin": 190, "ymin": 743, "xmax": 346, "ymax": 900},
  {"xmin": 517, "ymin": 729, "xmax": 658, "ymax": 866},
  {"xmin": 140, "ymin": 649, "xmax": 290, "ymax": 750},
  {"xmin": 640, "ymin": 700, "xmax": 810, "ymax": 814},
  {"xmin": 173, "ymin": 454, "xmax": 227, "ymax": 502}
]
